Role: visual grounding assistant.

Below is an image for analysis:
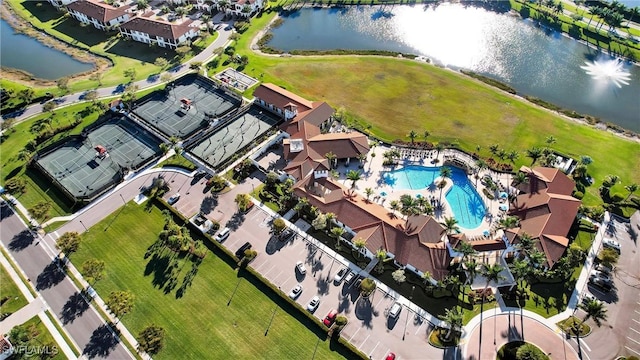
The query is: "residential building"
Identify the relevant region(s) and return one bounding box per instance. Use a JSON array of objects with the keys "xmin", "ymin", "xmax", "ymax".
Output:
[
  {"xmin": 223, "ymin": 0, "xmax": 264, "ymax": 17},
  {"xmin": 509, "ymin": 166, "xmax": 582, "ymax": 268},
  {"xmin": 46, "ymin": 0, "xmax": 76, "ymax": 9},
  {"xmin": 66, "ymin": 0, "xmax": 130, "ymax": 31},
  {"xmin": 119, "ymin": 16, "xmax": 199, "ymax": 49}
]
